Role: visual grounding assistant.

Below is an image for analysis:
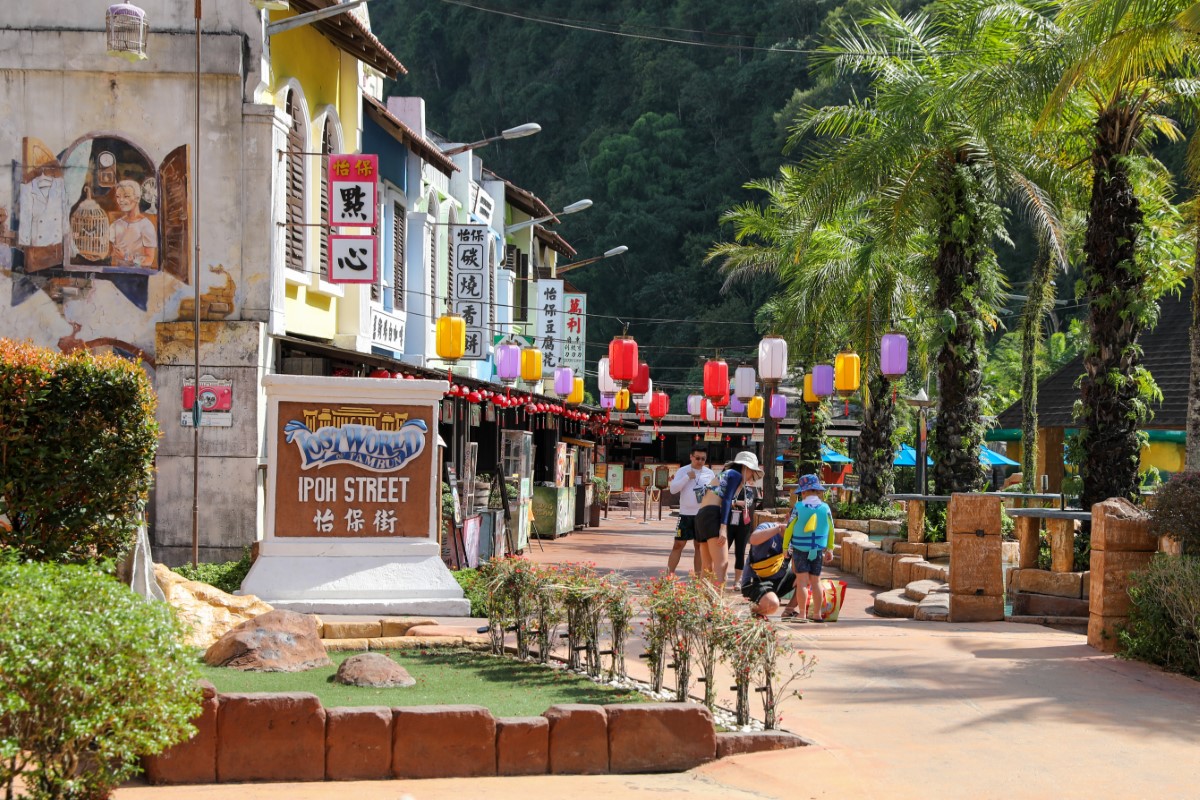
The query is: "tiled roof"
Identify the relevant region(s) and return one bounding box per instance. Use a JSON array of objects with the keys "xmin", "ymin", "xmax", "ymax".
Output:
[
  {"xmin": 286, "ymin": 0, "xmax": 406, "ymax": 78},
  {"xmin": 362, "ymin": 96, "xmax": 458, "ymax": 176},
  {"xmin": 995, "ymin": 281, "xmax": 1192, "ymax": 430}
]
